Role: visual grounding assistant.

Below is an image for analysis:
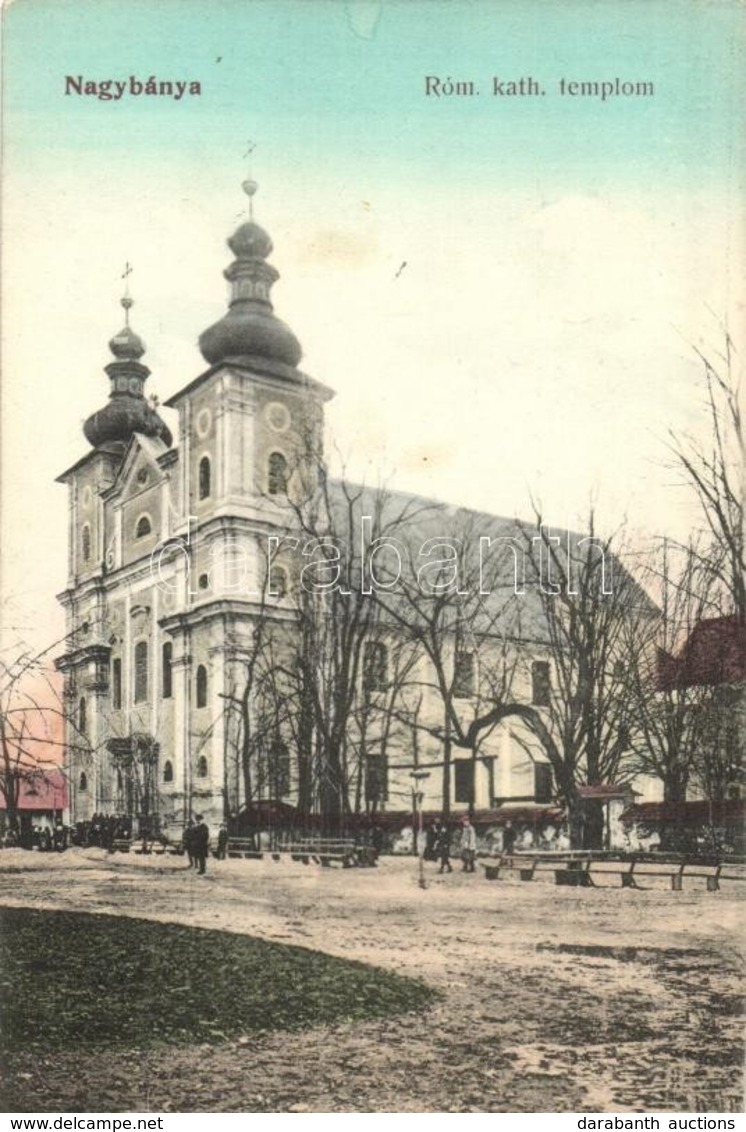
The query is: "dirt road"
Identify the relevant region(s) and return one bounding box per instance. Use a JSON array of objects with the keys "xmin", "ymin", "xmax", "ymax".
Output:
[{"xmin": 0, "ymin": 849, "xmax": 743, "ymax": 1113}]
